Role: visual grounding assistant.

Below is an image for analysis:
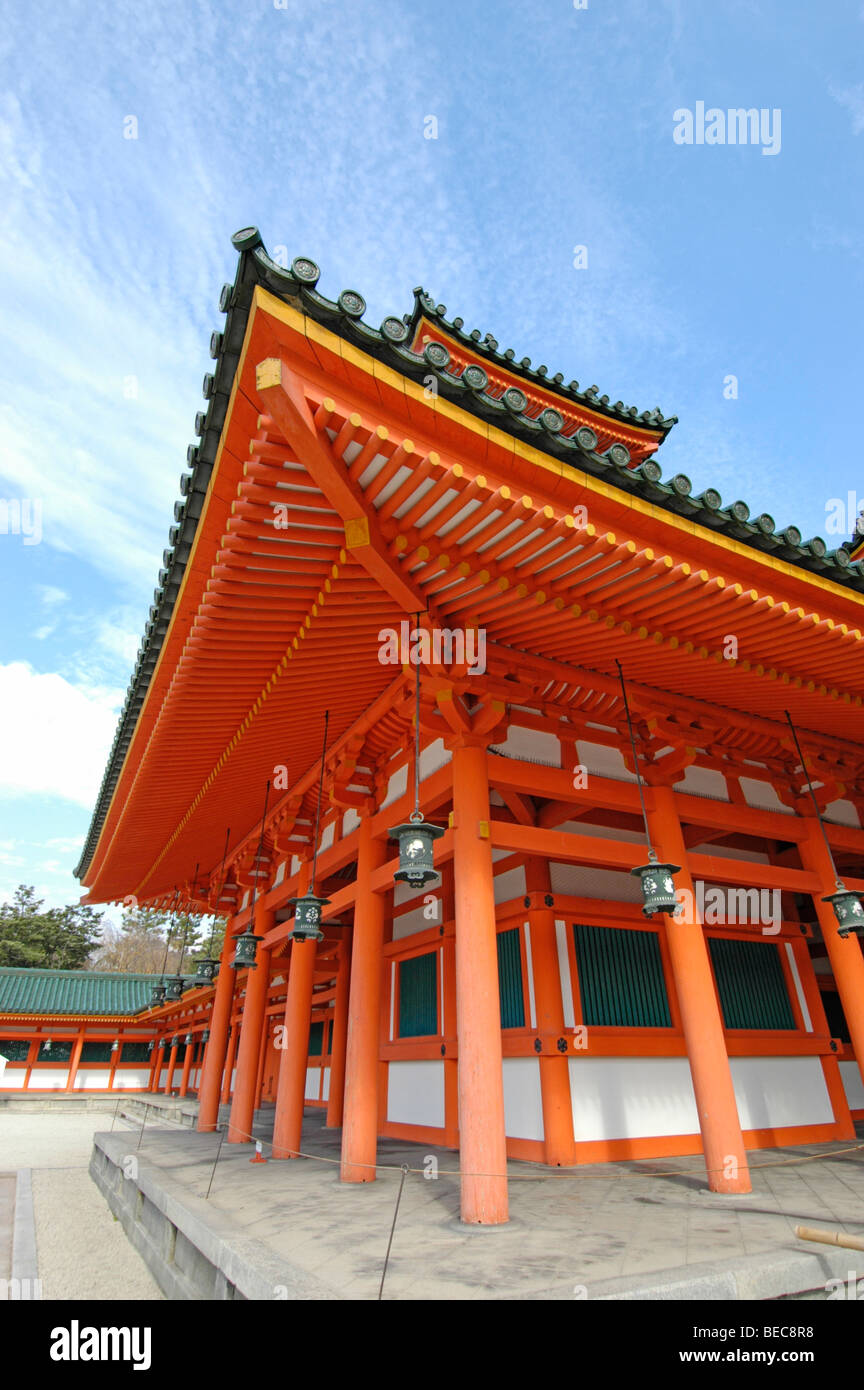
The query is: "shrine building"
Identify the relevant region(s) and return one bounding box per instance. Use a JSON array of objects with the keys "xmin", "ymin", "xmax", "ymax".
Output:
[{"xmin": 16, "ymin": 225, "xmax": 864, "ymax": 1226}]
